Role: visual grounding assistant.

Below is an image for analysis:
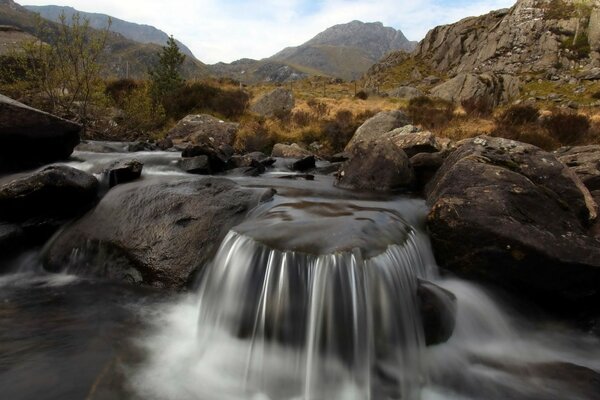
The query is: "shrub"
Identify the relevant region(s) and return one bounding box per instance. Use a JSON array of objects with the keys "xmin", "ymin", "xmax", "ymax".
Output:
[
  {"xmin": 541, "ymin": 111, "xmax": 590, "ymax": 145},
  {"xmin": 307, "ymin": 99, "xmax": 329, "ymax": 118},
  {"xmin": 162, "ymin": 82, "xmax": 249, "ymax": 120},
  {"xmin": 320, "ymin": 109, "xmax": 362, "ymax": 153},
  {"xmin": 235, "ymin": 118, "xmax": 277, "ymax": 154},
  {"xmin": 292, "ymin": 110, "xmax": 312, "ymax": 127},
  {"xmin": 355, "ymin": 90, "xmax": 369, "ymax": 100},
  {"xmin": 105, "ymin": 78, "xmax": 141, "ymax": 105},
  {"xmin": 497, "ymin": 104, "xmax": 540, "ymax": 125},
  {"xmin": 407, "ymin": 96, "xmax": 455, "ymax": 131},
  {"xmin": 491, "ymin": 123, "xmax": 560, "ymax": 151},
  {"xmin": 461, "ymin": 97, "xmax": 494, "ymax": 117},
  {"xmin": 591, "ymin": 91, "xmax": 600, "ymax": 100}
]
